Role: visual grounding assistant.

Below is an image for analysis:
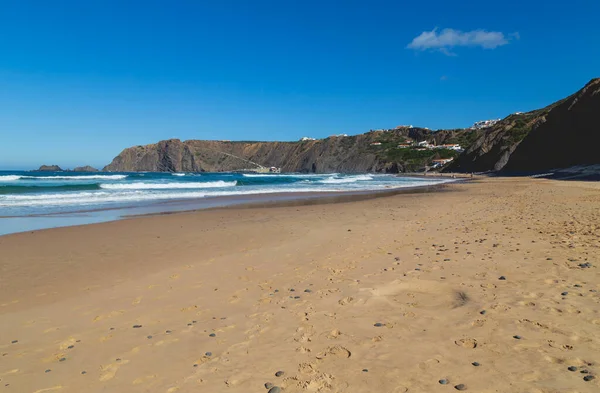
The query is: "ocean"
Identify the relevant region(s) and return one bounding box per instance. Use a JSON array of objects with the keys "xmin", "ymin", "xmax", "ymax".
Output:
[{"xmin": 0, "ymin": 171, "xmax": 452, "ymax": 235}]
